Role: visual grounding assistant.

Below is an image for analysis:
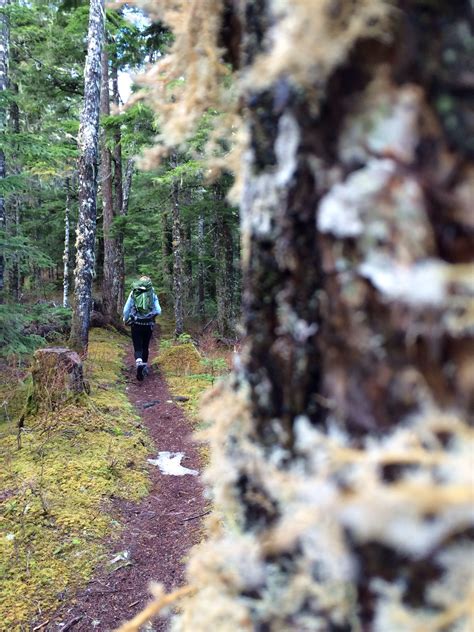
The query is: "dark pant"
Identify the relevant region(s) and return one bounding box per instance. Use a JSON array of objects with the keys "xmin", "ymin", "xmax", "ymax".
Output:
[{"xmin": 131, "ymin": 324, "xmax": 153, "ymax": 362}]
